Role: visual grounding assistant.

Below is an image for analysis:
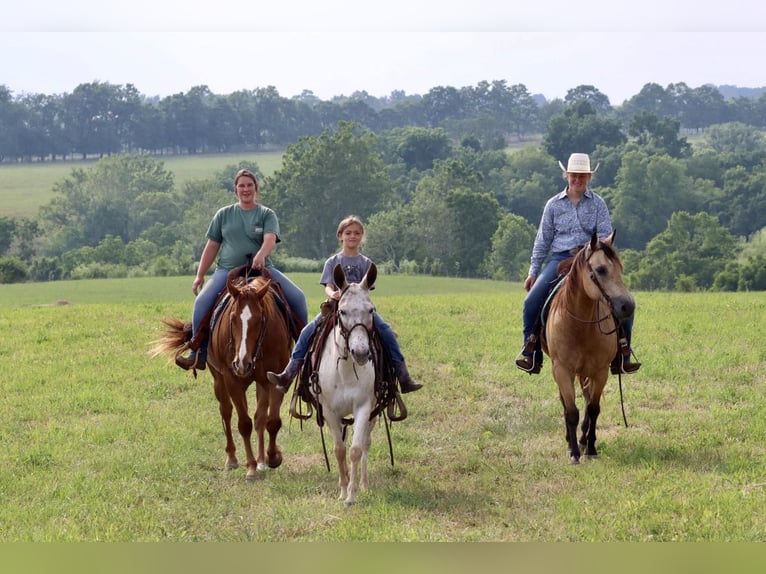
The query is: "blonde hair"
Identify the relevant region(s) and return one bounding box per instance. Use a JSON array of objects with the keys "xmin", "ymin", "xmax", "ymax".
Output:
[{"xmin": 336, "ymin": 215, "xmax": 365, "ymax": 240}]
